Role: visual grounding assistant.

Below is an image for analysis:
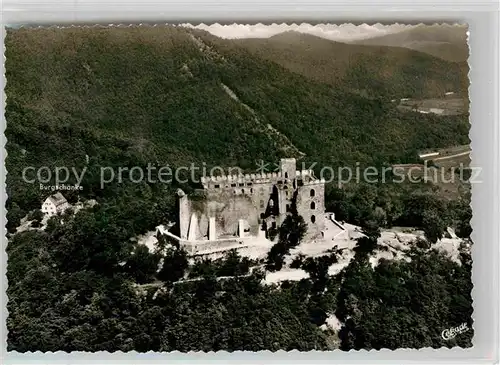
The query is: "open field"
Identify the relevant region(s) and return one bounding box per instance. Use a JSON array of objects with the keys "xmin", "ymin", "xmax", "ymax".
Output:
[
  {"xmin": 438, "ymin": 144, "xmax": 470, "ymax": 155},
  {"xmin": 420, "ymin": 144, "xmax": 471, "ymax": 169},
  {"xmin": 391, "ymin": 164, "xmax": 469, "ymax": 200},
  {"xmin": 397, "ymin": 96, "xmax": 467, "ymax": 116},
  {"xmin": 433, "ymin": 153, "xmax": 471, "ymax": 170},
  {"xmin": 392, "ymin": 144, "xmax": 471, "ymax": 200}
]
